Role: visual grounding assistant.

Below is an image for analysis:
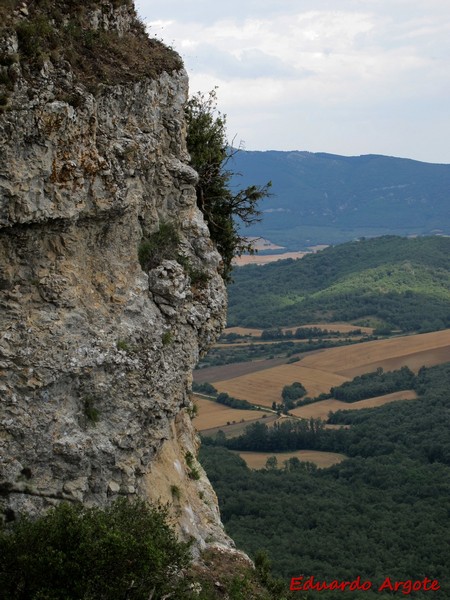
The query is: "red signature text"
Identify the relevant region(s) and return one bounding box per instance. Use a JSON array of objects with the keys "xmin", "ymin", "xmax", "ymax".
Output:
[{"xmin": 290, "ymin": 575, "xmax": 441, "ymax": 594}]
